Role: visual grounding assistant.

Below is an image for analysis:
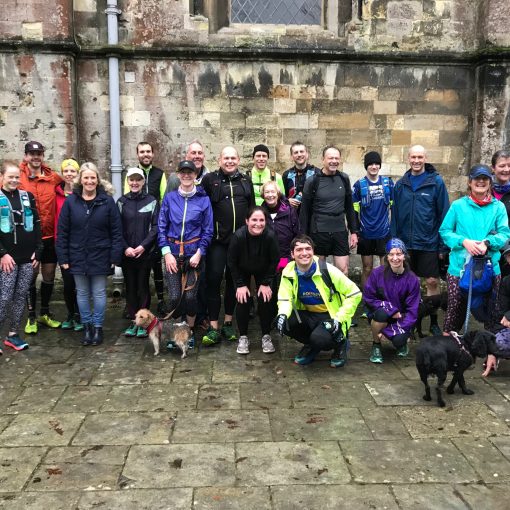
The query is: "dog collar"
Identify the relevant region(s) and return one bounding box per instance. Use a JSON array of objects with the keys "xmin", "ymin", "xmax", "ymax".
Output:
[
  {"xmin": 146, "ymin": 317, "xmax": 160, "ymax": 334},
  {"xmin": 450, "ymin": 331, "xmax": 474, "ymax": 365}
]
